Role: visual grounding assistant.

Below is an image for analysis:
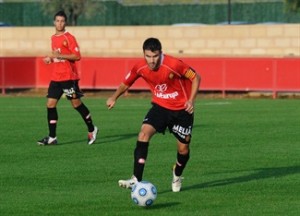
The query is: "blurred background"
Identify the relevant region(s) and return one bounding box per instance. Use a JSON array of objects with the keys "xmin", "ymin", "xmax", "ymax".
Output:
[
  {"xmin": 0, "ymin": 0, "xmax": 300, "ymax": 26},
  {"xmin": 0, "ymin": 0, "xmax": 299, "ymax": 97}
]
